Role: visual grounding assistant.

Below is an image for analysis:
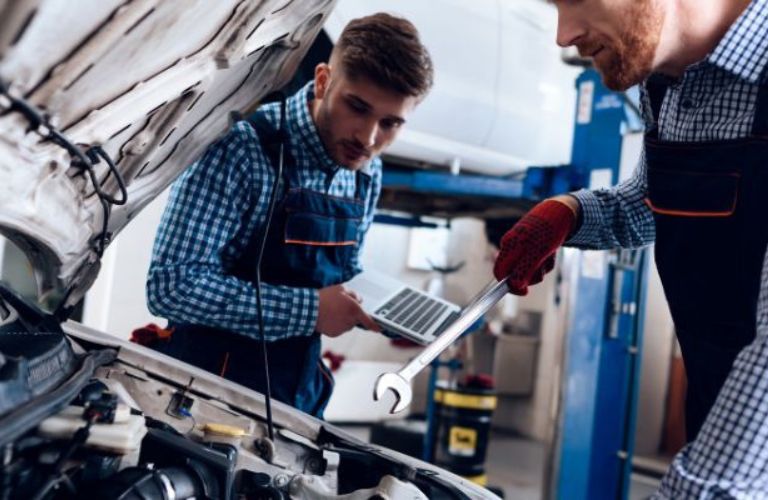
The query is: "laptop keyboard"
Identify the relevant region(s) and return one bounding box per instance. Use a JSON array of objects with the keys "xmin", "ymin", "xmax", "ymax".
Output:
[{"xmin": 375, "ymin": 288, "xmax": 451, "ymax": 336}]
